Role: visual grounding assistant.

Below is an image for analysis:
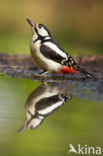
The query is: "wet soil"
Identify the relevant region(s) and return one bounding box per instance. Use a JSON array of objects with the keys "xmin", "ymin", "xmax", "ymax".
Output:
[
  {"xmin": 0, "ymin": 53, "xmax": 103, "ymax": 80},
  {"xmin": 0, "ymin": 53, "xmax": 103, "ymax": 102}
]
